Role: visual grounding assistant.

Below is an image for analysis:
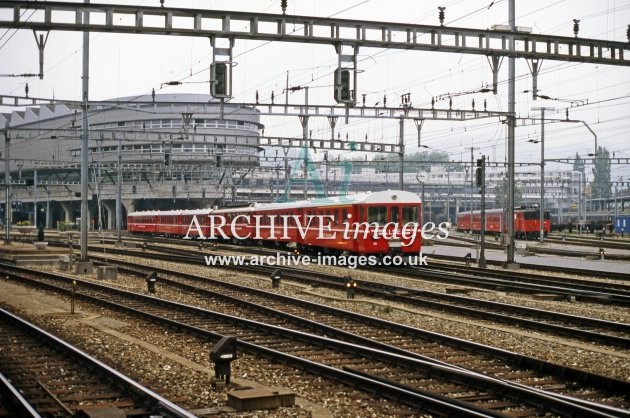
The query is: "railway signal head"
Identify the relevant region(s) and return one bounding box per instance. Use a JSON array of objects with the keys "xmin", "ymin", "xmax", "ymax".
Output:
[
  {"xmin": 211, "ymin": 62, "xmax": 231, "ymax": 98},
  {"xmin": 334, "ymin": 68, "xmax": 354, "ymax": 105},
  {"xmin": 475, "ymin": 157, "xmax": 485, "ymax": 187}
]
